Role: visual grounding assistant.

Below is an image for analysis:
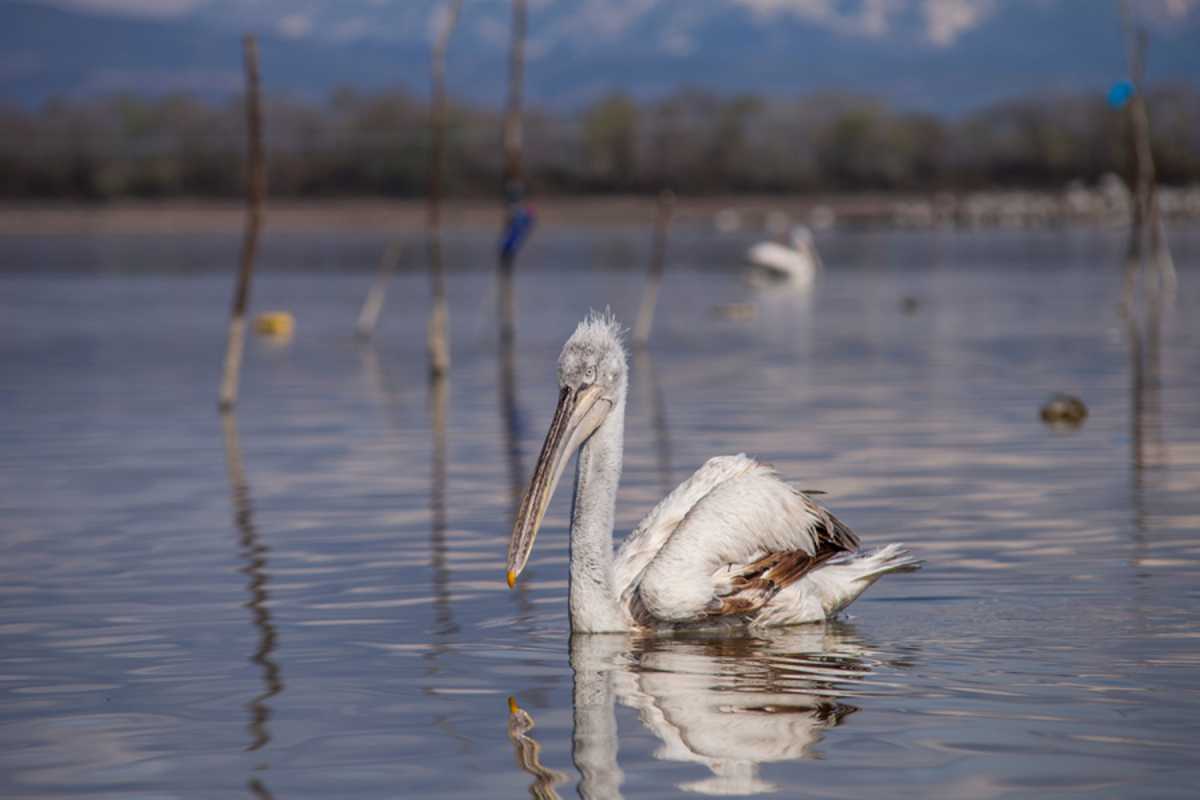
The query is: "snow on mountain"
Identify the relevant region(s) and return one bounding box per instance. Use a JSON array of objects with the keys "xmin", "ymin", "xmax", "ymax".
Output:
[{"xmin": 4, "ymin": 0, "xmax": 1199, "ymax": 111}]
